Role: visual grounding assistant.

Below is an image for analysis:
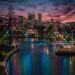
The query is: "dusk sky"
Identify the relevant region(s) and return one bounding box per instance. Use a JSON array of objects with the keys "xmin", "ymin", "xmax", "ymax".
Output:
[{"xmin": 0, "ymin": 0, "xmax": 75, "ymax": 22}]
